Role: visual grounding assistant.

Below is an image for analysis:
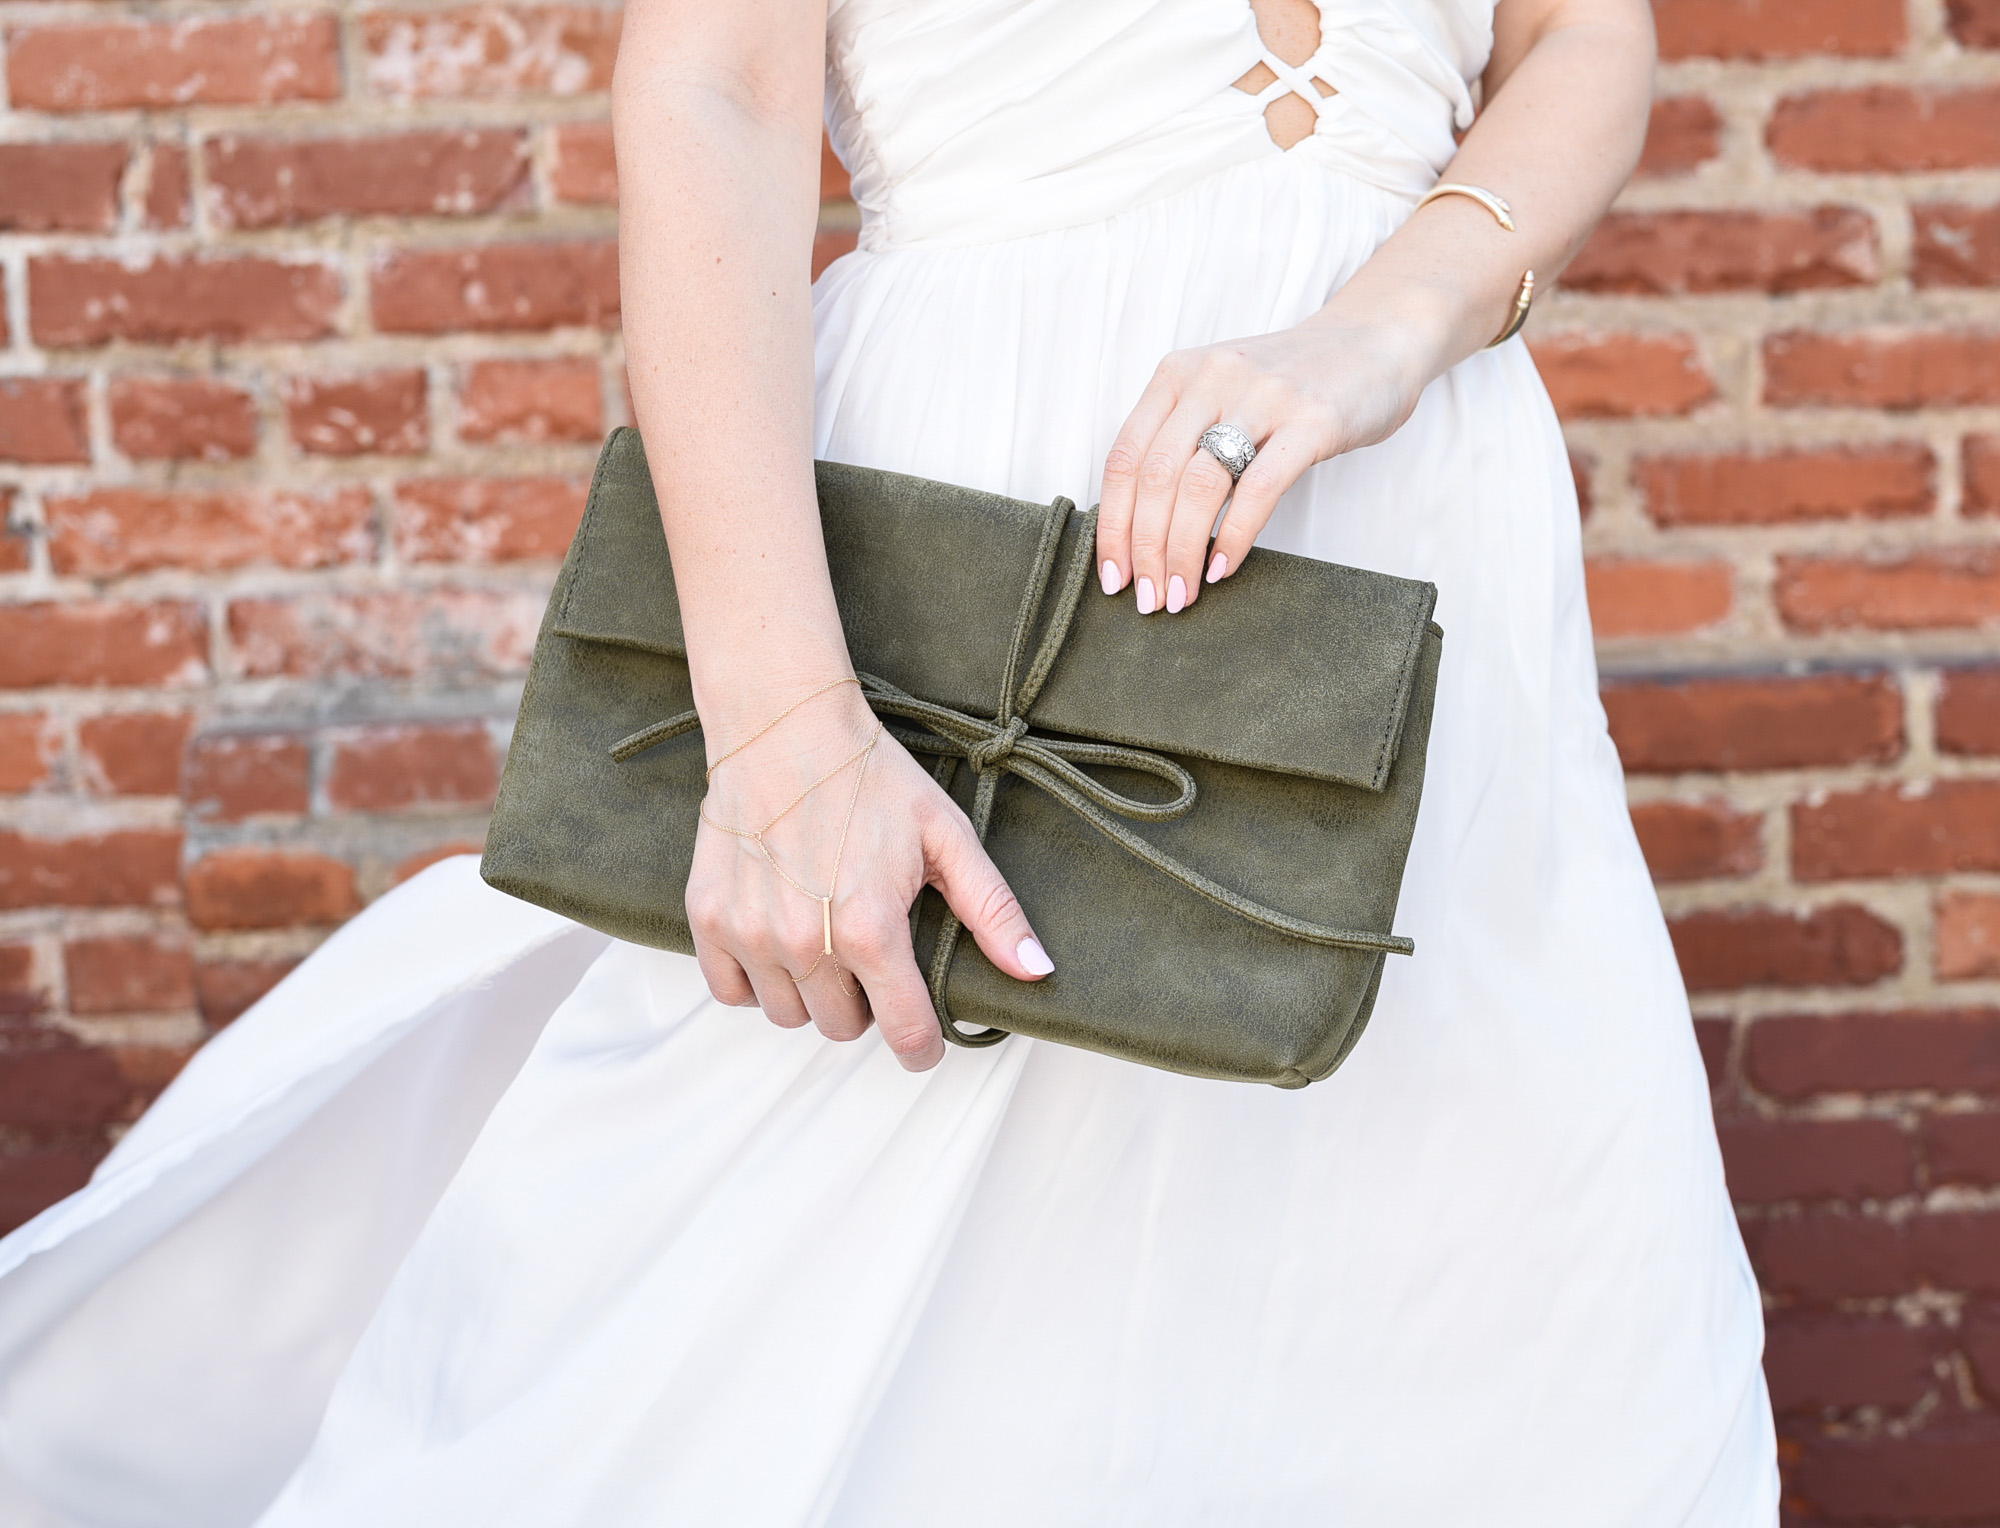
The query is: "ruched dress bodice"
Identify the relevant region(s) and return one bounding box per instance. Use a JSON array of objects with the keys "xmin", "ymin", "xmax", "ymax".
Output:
[{"xmin": 827, "ymin": 0, "xmax": 1493, "ymax": 248}]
